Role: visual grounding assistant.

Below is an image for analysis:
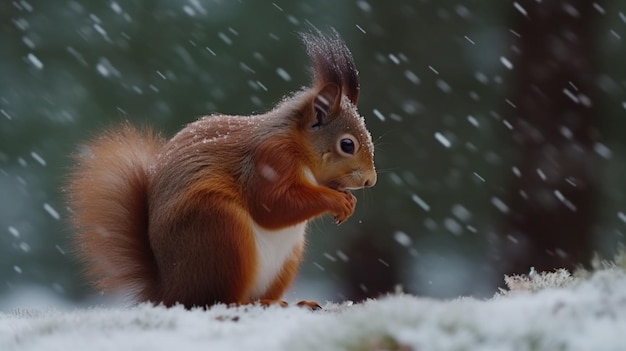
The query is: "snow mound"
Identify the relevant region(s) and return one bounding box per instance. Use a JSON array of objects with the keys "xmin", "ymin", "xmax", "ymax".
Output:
[{"xmin": 2, "ymin": 268, "xmax": 626, "ymax": 351}]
